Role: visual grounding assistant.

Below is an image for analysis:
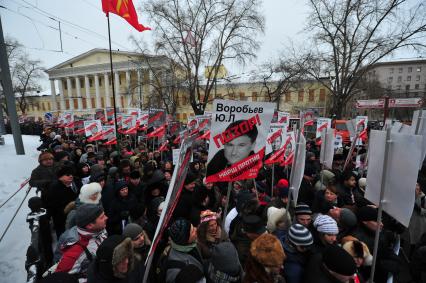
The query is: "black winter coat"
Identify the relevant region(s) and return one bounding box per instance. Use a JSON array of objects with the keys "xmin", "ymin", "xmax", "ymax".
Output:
[
  {"xmin": 45, "ymin": 180, "xmax": 79, "ymax": 238},
  {"xmin": 29, "ymin": 164, "xmax": 57, "ymax": 193},
  {"xmin": 106, "ymin": 192, "xmax": 139, "ymax": 235}
]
